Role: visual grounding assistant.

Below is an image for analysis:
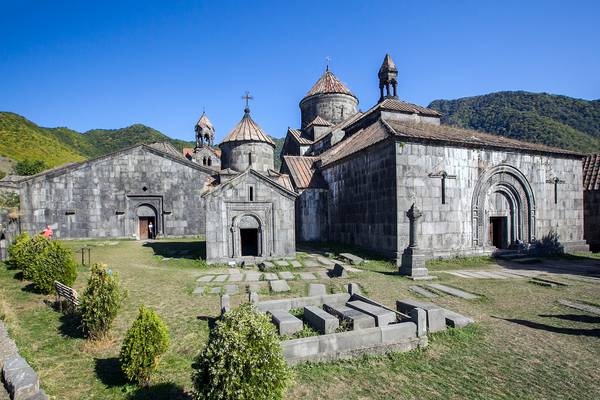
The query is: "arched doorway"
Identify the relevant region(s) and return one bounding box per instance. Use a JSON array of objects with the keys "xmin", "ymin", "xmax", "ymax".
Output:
[
  {"xmin": 472, "ymin": 165, "xmax": 536, "ymax": 249},
  {"xmin": 232, "ymin": 214, "xmax": 263, "ymax": 257},
  {"xmin": 137, "ymin": 204, "xmax": 158, "ymax": 240}
]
